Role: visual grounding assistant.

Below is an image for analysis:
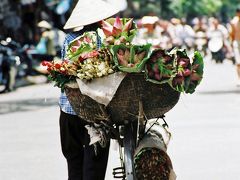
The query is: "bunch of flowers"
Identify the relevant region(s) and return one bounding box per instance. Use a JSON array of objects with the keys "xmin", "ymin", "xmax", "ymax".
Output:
[
  {"xmin": 42, "ymin": 31, "xmax": 115, "ymax": 89},
  {"xmin": 145, "ymin": 49, "xmax": 175, "ymax": 84},
  {"xmin": 42, "ymin": 59, "xmax": 78, "ymax": 90},
  {"xmin": 42, "ymin": 17, "xmax": 204, "ymax": 94},
  {"xmin": 100, "ymin": 17, "xmax": 137, "ymax": 45},
  {"xmin": 170, "ymin": 49, "xmax": 203, "ymax": 93},
  {"xmin": 66, "ymin": 31, "xmax": 97, "ymax": 61},
  {"xmin": 134, "ymin": 130, "xmax": 176, "ymax": 180},
  {"xmin": 145, "ymin": 48, "xmax": 203, "ymax": 94},
  {"xmin": 75, "ymin": 48, "xmax": 115, "ymax": 80},
  {"xmin": 112, "ymin": 44, "xmax": 151, "ymax": 72},
  {"xmin": 135, "ymin": 147, "xmax": 174, "ymax": 180}
]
